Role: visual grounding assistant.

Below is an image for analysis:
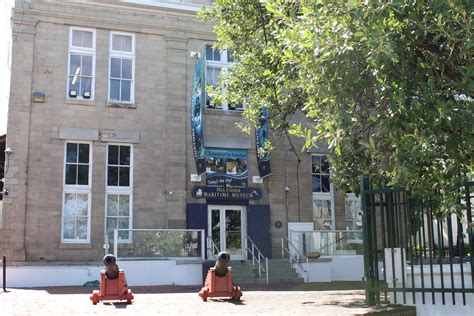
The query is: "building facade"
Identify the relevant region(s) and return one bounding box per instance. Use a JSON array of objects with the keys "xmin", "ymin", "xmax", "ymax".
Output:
[{"xmin": 1, "ymin": 0, "xmax": 361, "ymax": 263}]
